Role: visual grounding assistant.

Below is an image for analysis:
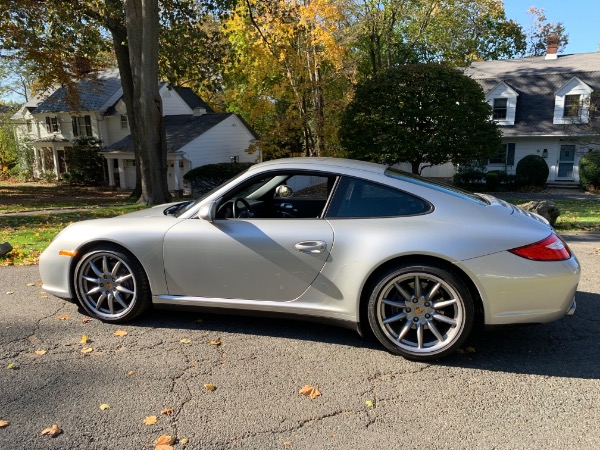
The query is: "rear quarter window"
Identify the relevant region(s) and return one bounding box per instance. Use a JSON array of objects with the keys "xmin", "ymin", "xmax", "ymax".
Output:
[{"xmin": 326, "ymin": 177, "xmax": 431, "ymax": 218}]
